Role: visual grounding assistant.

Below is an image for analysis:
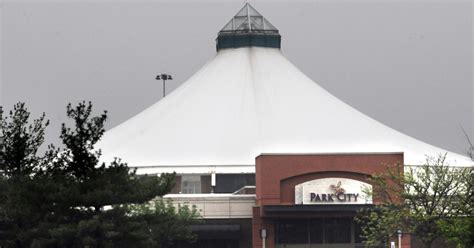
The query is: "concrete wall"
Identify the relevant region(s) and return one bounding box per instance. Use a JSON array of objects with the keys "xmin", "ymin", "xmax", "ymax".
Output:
[{"xmin": 164, "ymin": 194, "xmax": 255, "ymax": 219}]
